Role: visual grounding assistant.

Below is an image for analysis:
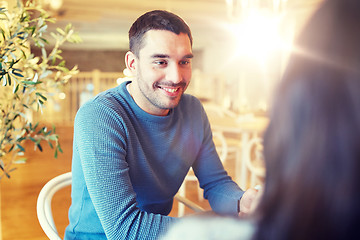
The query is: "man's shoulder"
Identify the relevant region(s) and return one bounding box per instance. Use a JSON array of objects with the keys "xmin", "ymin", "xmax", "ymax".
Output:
[
  {"xmin": 84, "ymin": 85, "xmax": 125, "ymax": 108},
  {"xmin": 76, "ymin": 85, "xmax": 127, "ymax": 119},
  {"xmin": 180, "ymin": 94, "xmax": 202, "ymax": 108}
]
